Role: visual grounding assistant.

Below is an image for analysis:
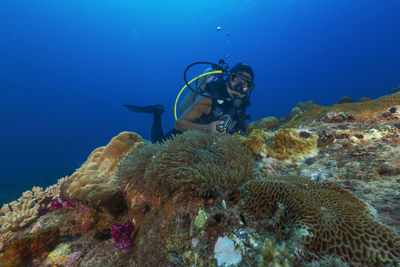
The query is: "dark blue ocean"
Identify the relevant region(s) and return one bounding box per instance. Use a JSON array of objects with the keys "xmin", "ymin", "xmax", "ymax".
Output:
[{"xmin": 1, "ymin": 0, "xmax": 399, "ymax": 205}]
